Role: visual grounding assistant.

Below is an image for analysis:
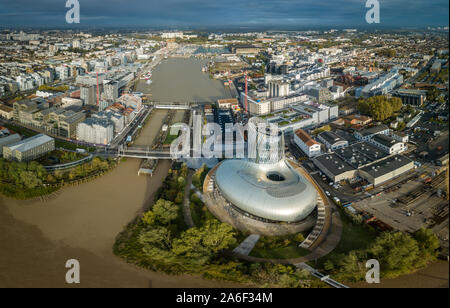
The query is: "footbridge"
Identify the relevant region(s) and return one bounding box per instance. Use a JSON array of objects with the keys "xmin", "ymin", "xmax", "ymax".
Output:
[
  {"xmin": 117, "ymin": 146, "xmax": 173, "ymax": 159},
  {"xmin": 151, "ymin": 102, "xmax": 191, "ymax": 110}
]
